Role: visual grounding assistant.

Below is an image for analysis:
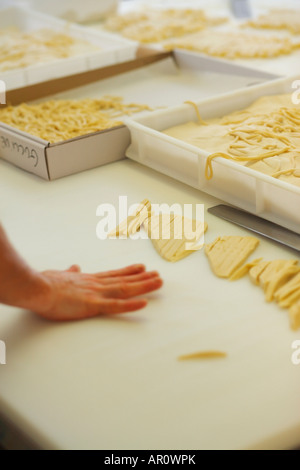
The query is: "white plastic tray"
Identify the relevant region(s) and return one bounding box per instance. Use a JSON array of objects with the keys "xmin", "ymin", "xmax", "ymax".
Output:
[
  {"xmin": 18, "ymin": 0, "xmax": 119, "ymax": 23},
  {"xmin": 125, "ymin": 75, "xmax": 300, "ymax": 234},
  {"xmin": 0, "ymin": 6, "xmax": 137, "ymax": 91}
]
